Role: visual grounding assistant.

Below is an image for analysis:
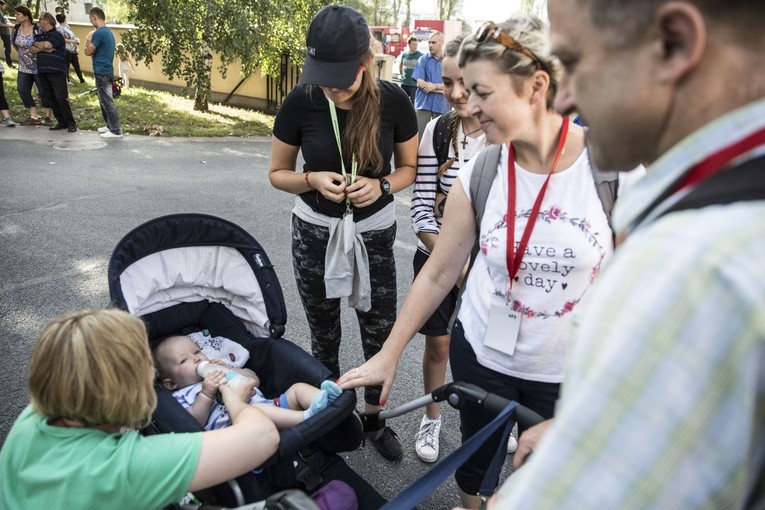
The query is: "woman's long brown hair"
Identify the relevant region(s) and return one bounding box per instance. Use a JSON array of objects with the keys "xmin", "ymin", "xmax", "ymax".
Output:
[{"xmin": 345, "ymin": 49, "xmax": 383, "ymax": 176}]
